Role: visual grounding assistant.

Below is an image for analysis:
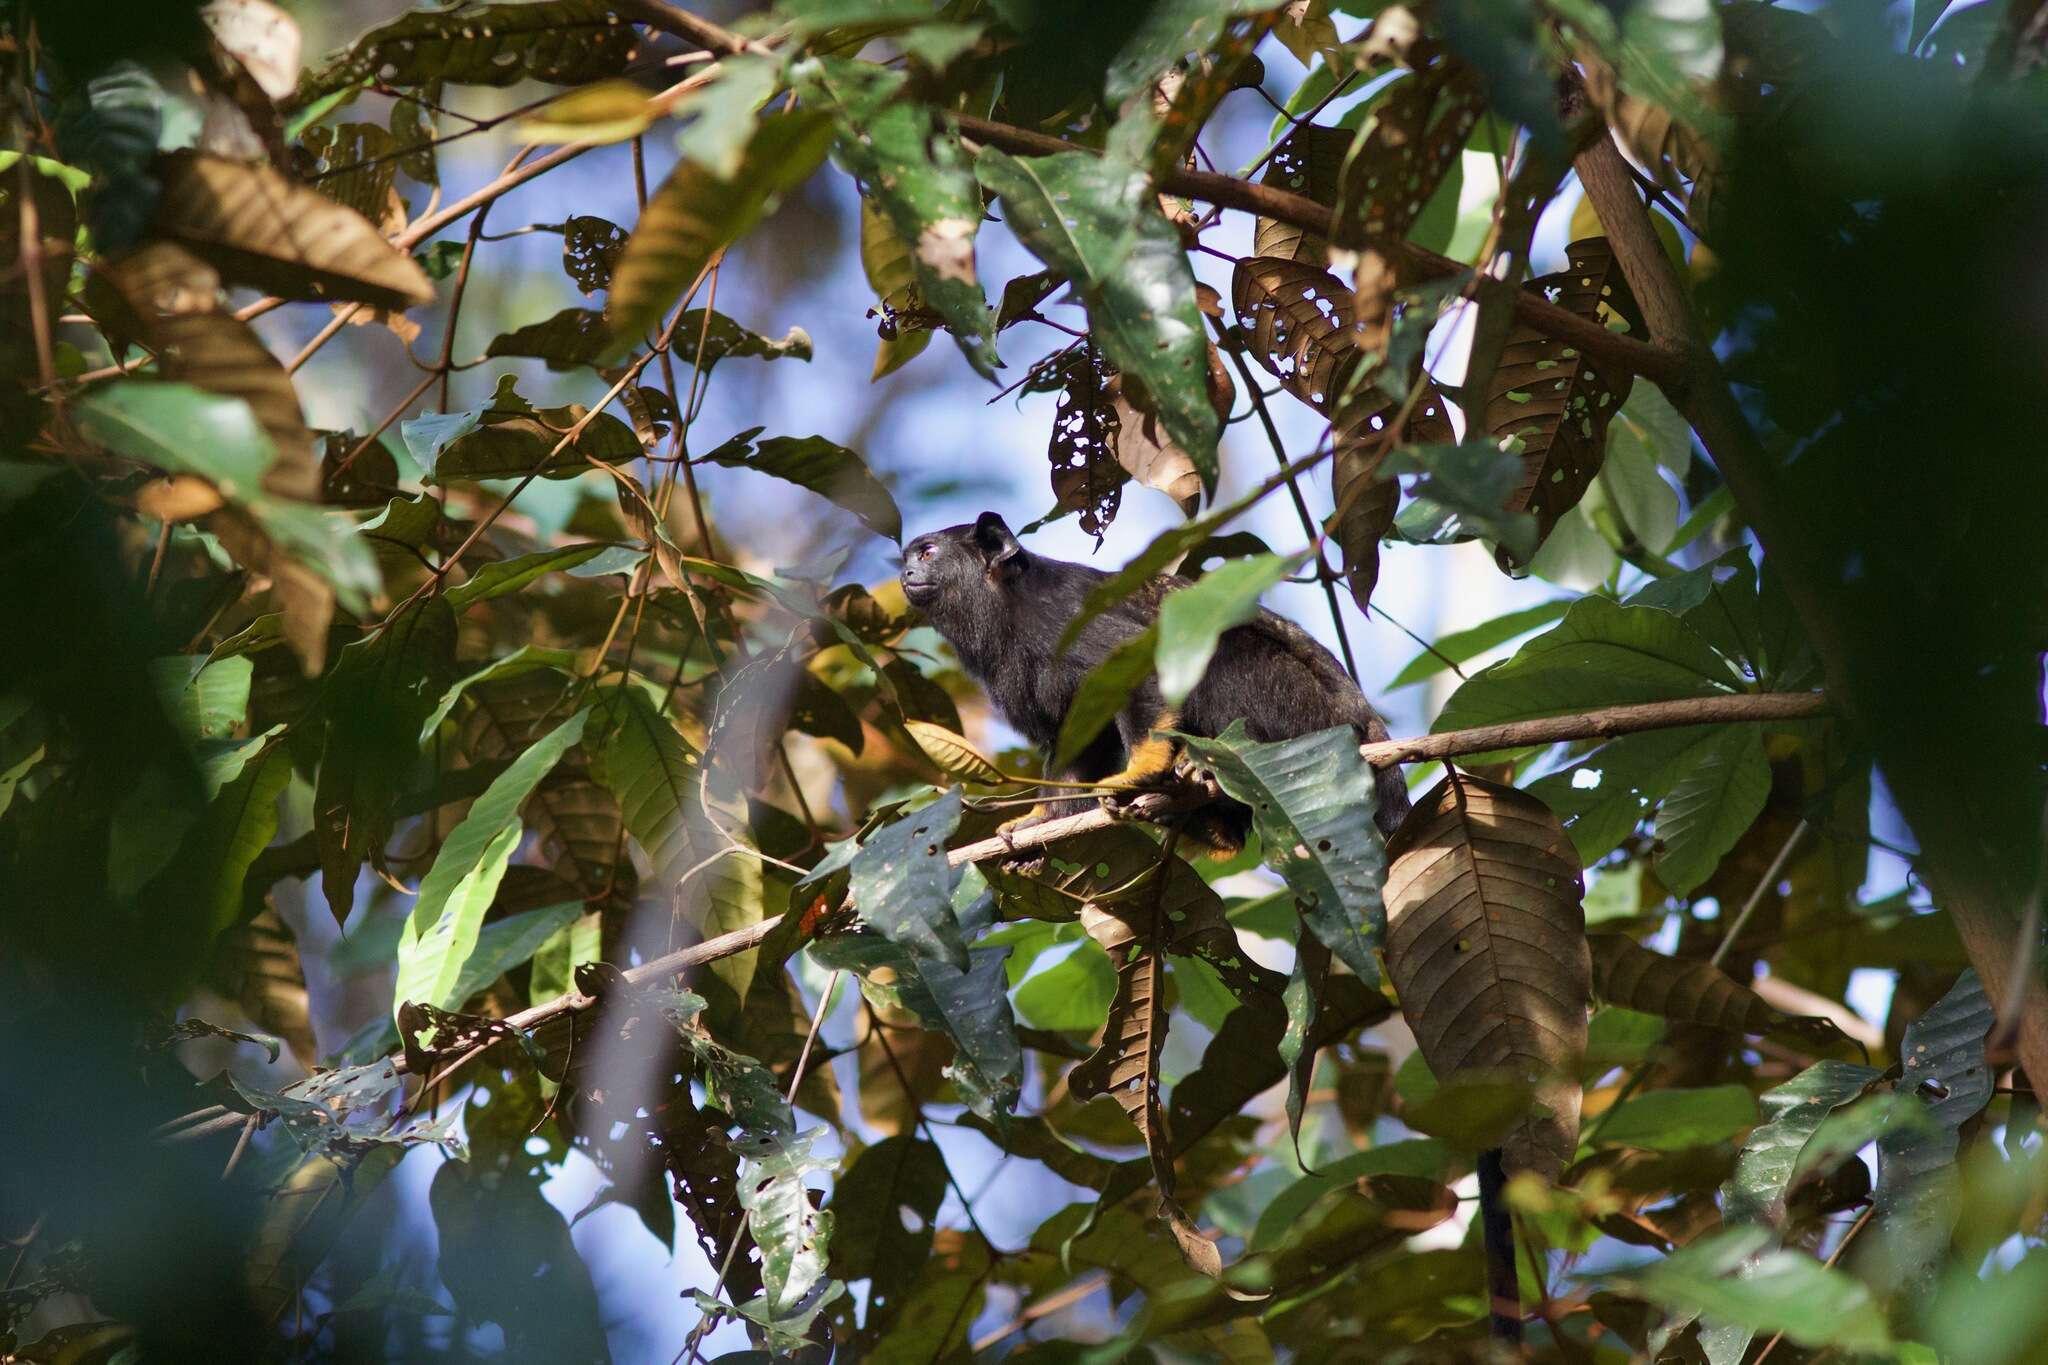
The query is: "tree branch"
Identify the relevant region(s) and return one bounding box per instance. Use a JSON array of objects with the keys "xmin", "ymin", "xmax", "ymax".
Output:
[
  {"xmin": 1357, "ymin": 691, "xmax": 1829, "ymax": 767},
  {"xmin": 951, "ymin": 112, "xmax": 1688, "ymax": 390}
]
